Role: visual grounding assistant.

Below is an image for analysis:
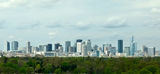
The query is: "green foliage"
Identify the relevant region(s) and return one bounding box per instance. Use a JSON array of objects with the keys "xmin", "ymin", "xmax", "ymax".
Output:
[{"xmin": 0, "ymin": 57, "xmax": 159, "ymax": 73}]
